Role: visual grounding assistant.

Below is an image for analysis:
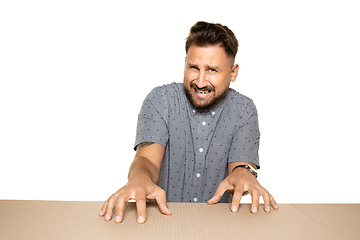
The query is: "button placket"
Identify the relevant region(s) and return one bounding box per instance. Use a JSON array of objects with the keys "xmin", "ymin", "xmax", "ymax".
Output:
[{"xmin": 190, "ymin": 113, "xmax": 214, "ymax": 203}]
